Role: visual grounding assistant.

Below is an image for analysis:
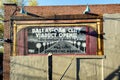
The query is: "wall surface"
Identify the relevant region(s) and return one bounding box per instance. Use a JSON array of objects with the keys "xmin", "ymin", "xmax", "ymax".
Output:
[
  {"xmin": 10, "ymin": 14, "xmax": 120, "ymax": 80},
  {"xmin": 10, "ymin": 56, "xmax": 103, "ymax": 80},
  {"xmin": 103, "ymin": 14, "xmax": 120, "ymax": 80},
  {"xmin": 10, "ymin": 56, "xmax": 48, "ymax": 80}
]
